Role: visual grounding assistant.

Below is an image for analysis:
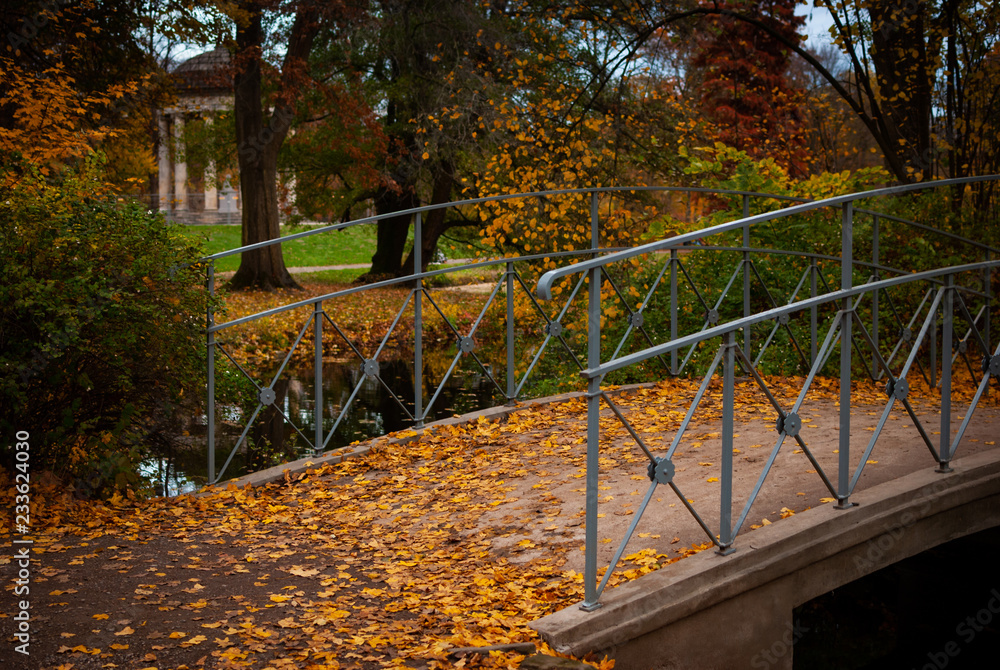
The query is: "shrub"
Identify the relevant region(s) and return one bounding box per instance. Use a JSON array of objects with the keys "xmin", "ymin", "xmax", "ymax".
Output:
[{"xmin": 0, "ymin": 157, "xmax": 211, "ymax": 498}]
